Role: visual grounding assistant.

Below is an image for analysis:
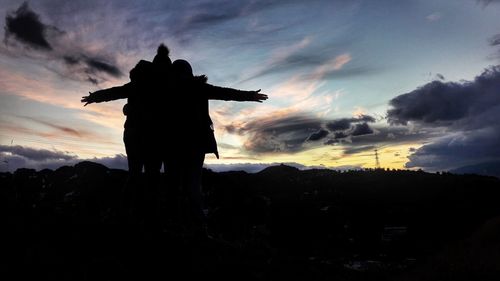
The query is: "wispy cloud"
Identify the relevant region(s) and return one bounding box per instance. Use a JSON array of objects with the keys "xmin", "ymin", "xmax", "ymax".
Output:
[
  {"xmin": 426, "ymin": 12, "xmax": 442, "ymax": 22},
  {"xmin": 490, "ymin": 34, "xmax": 500, "ymax": 60},
  {"xmin": 16, "ymin": 116, "xmax": 87, "ymax": 138},
  {"xmin": 170, "ymin": 0, "xmax": 324, "ymax": 37},
  {"xmin": 238, "ymin": 36, "xmax": 313, "ymax": 82},
  {"xmin": 476, "ymin": 0, "xmax": 500, "ymax": 7},
  {"xmin": 307, "ymin": 53, "xmax": 352, "ymax": 80},
  {"xmin": 238, "ymin": 37, "xmax": 370, "ymax": 83},
  {"xmin": 490, "ymin": 34, "xmax": 500, "ymax": 46}
]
